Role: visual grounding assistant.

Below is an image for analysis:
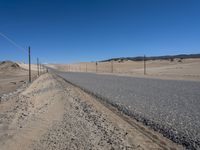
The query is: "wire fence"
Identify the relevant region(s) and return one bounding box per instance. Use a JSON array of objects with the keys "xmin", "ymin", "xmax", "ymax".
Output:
[
  {"xmin": 52, "ymin": 56, "xmax": 196, "ymax": 78},
  {"xmin": 0, "ymin": 32, "xmax": 47, "ymax": 82},
  {"xmin": 52, "ymin": 60, "xmax": 148, "ymax": 75},
  {"xmin": 1, "ymin": 32, "xmax": 198, "ymax": 79}
]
